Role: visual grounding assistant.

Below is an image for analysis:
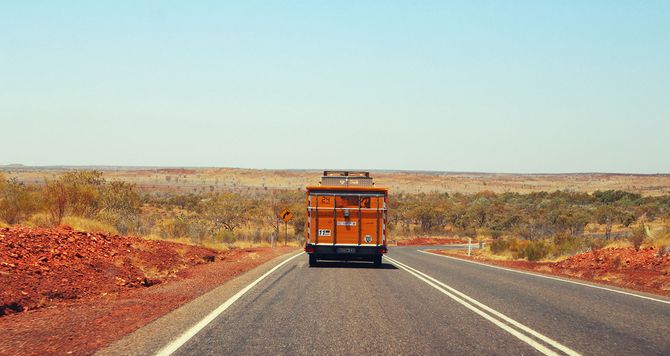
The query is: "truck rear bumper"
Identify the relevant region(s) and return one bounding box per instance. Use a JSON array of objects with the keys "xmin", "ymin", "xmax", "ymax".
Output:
[{"xmin": 305, "ymin": 244, "xmax": 387, "ymax": 261}]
